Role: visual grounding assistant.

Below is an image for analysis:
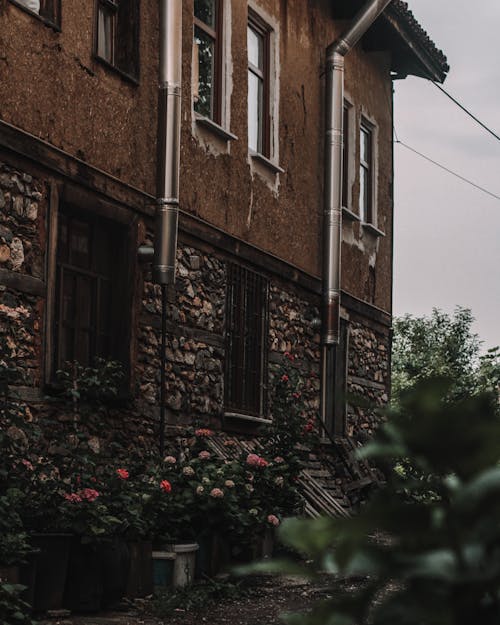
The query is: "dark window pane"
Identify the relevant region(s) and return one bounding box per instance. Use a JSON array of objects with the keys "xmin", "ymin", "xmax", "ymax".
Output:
[
  {"xmin": 115, "ymin": 0, "xmax": 139, "ymax": 76},
  {"xmin": 194, "ymin": 27, "xmax": 215, "ymax": 118},
  {"xmin": 69, "ymin": 219, "xmax": 91, "ymax": 269},
  {"xmin": 194, "ymin": 0, "xmax": 216, "ymax": 28}
]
